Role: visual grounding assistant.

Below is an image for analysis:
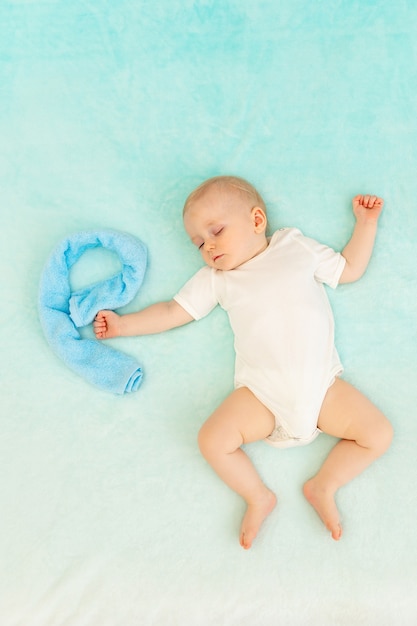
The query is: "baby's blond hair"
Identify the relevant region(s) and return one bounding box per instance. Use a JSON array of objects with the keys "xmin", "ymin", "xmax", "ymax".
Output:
[{"xmin": 183, "ymin": 175, "xmax": 267, "ymax": 216}]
